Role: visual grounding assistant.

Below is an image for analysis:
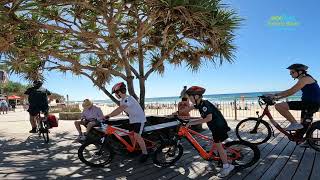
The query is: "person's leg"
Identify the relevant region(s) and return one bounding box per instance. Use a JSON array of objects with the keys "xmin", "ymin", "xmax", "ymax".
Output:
[
  {"xmin": 275, "ymin": 102, "xmax": 297, "ymax": 123},
  {"xmin": 86, "ymin": 121, "xmax": 96, "ymax": 134},
  {"xmin": 216, "ymin": 142, "xmax": 228, "ymax": 164},
  {"xmin": 29, "ymin": 114, "xmax": 37, "ymax": 133},
  {"xmin": 276, "ymin": 102, "xmax": 304, "ymax": 130},
  {"xmin": 134, "ymin": 133, "xmax": 148, "ymax": 154},
  {"xmin": 74, "ymin": 121, "xmax": 83, "ymax": 135}
]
